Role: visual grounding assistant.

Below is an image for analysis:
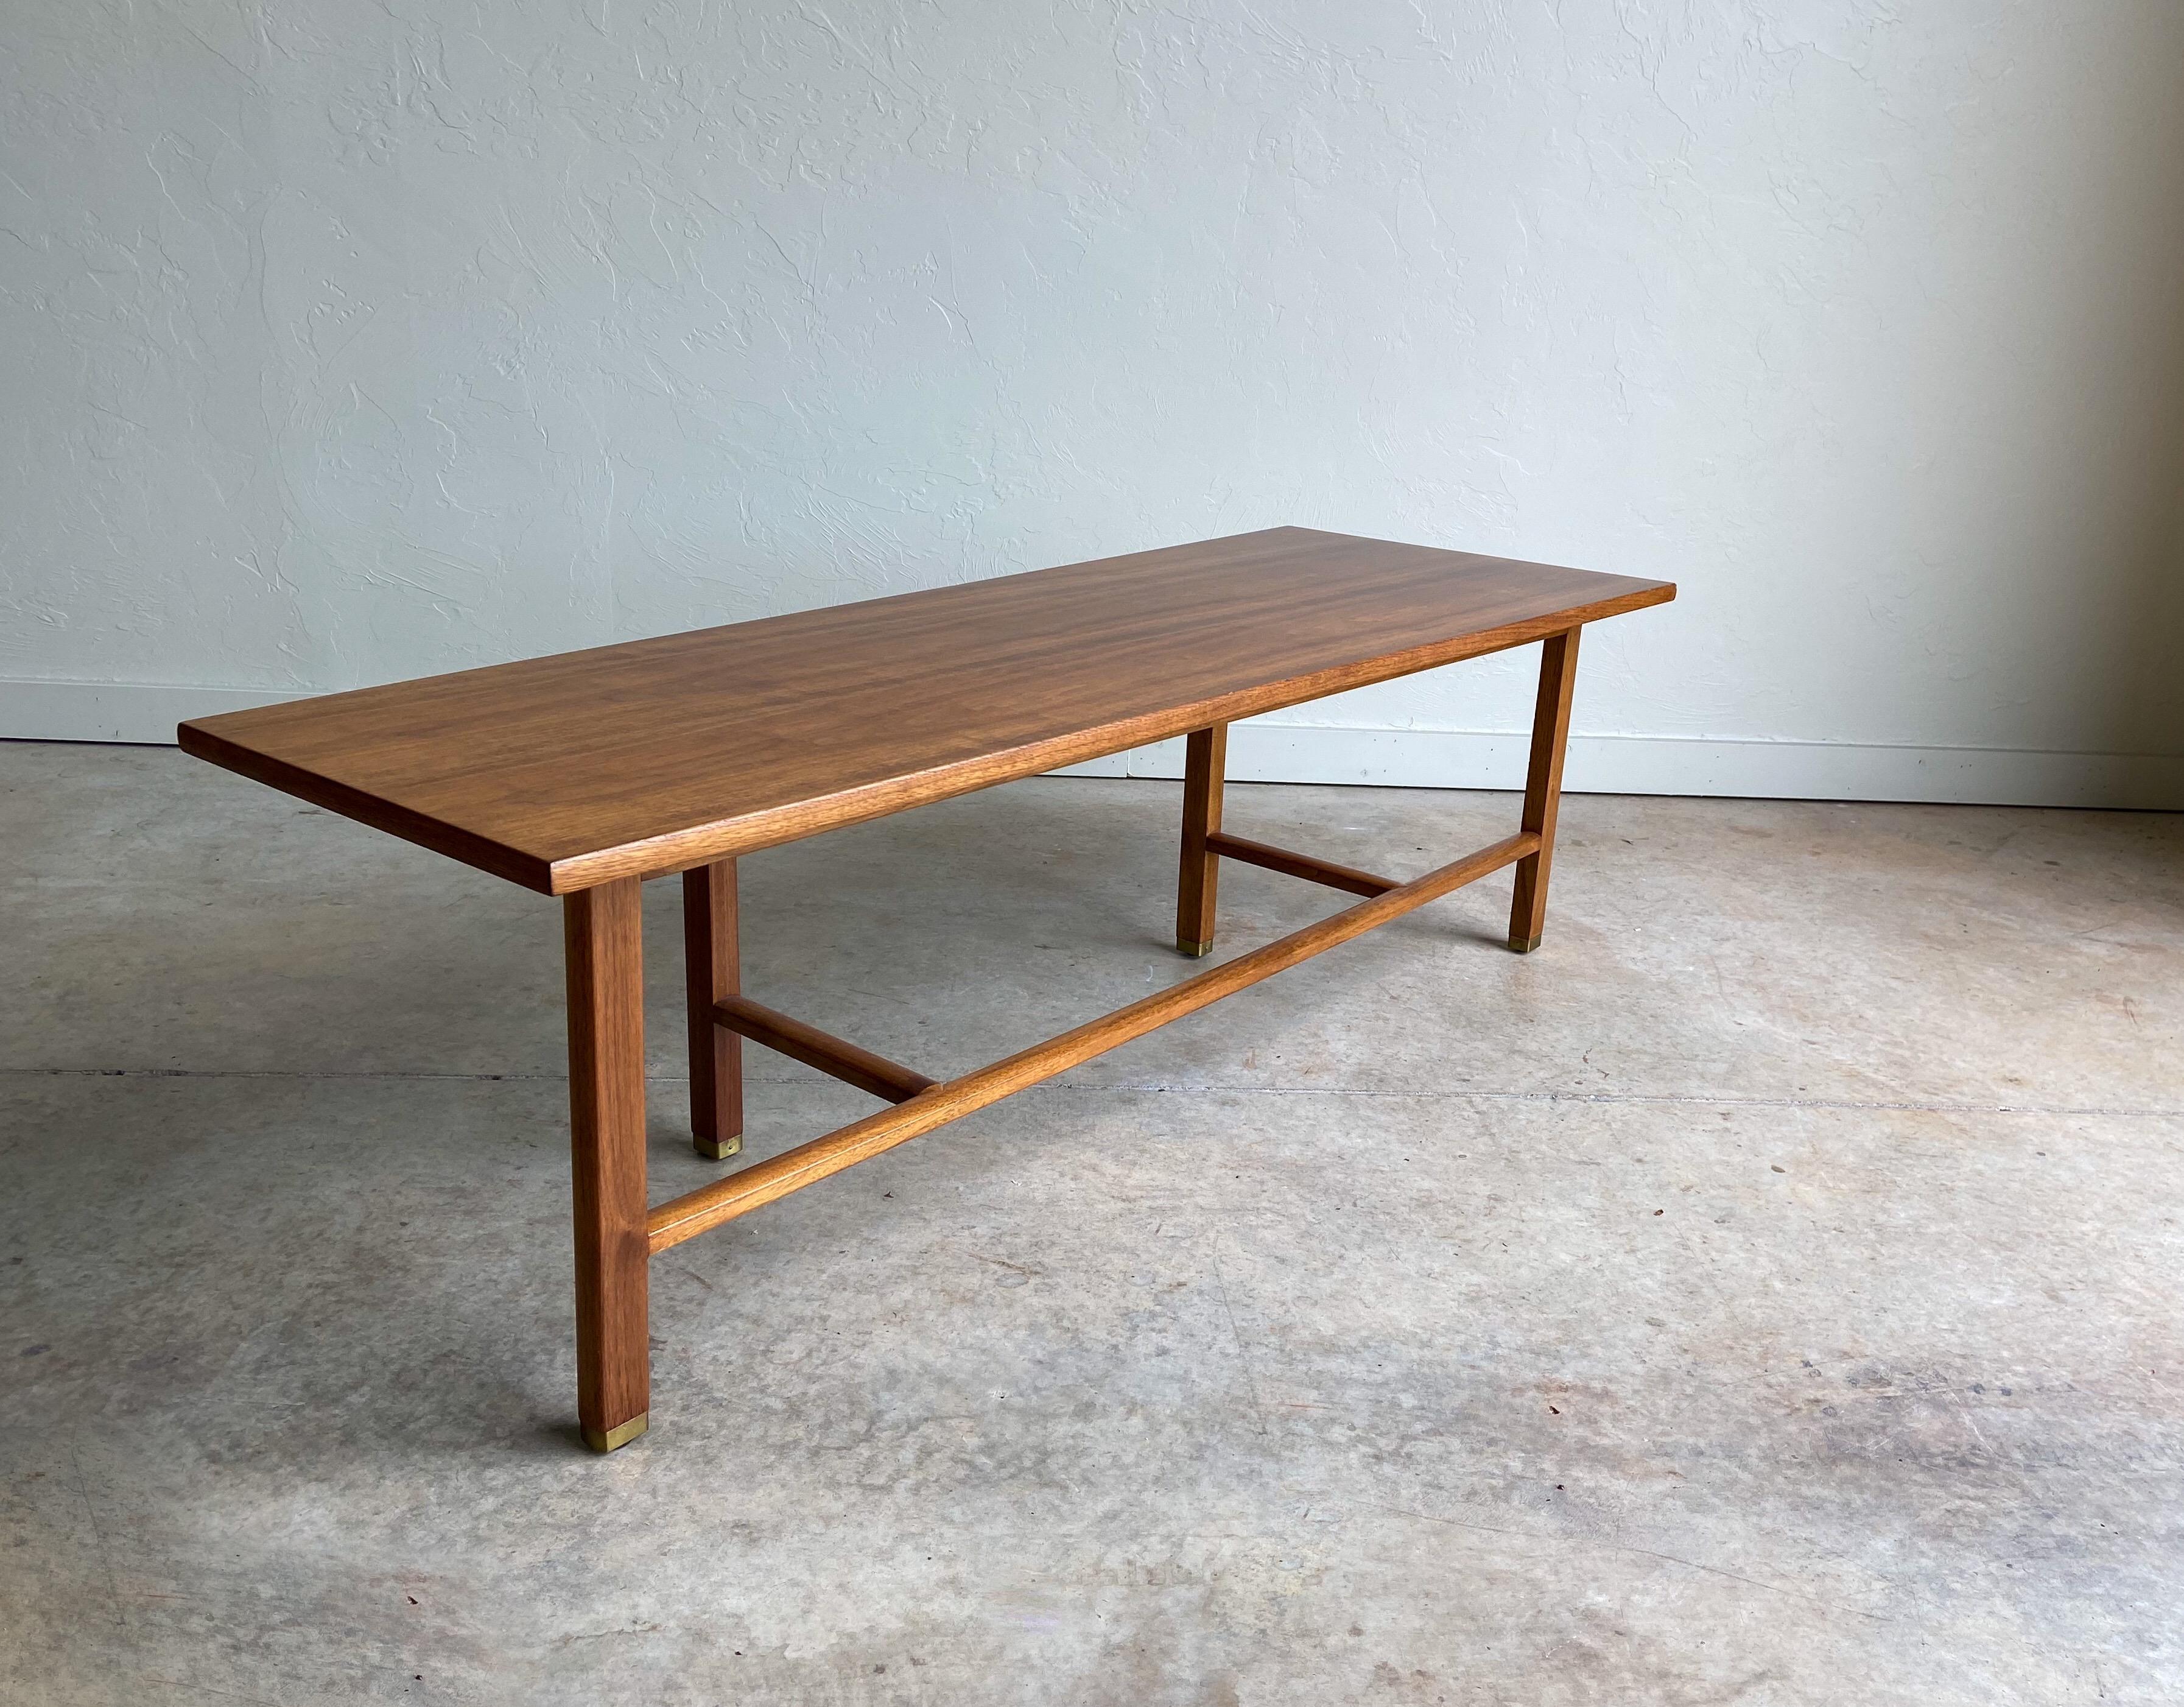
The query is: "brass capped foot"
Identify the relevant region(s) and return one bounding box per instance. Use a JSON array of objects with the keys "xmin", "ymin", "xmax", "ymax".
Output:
[
  {"xmin": 583, "ymin": 1413, "xmax": 648, "ymax": 1454},
  {"xmin": 694, "ymin": 1133, "xmax": 743, "ymax": 1161},
  {"xmin": 1176, "ymin": 937, "xmax": 1214, "ymax": 958},
  {"xmin": 1508, "ymin": 934, "xmax": 1542, "ymax": 954}
]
